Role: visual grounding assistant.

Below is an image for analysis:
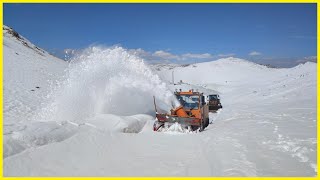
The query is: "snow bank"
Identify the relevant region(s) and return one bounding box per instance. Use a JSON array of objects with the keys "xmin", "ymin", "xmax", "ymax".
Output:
[{"xmin": 83, "ymin": 114, "xmax": 153, "ymax": 133}]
